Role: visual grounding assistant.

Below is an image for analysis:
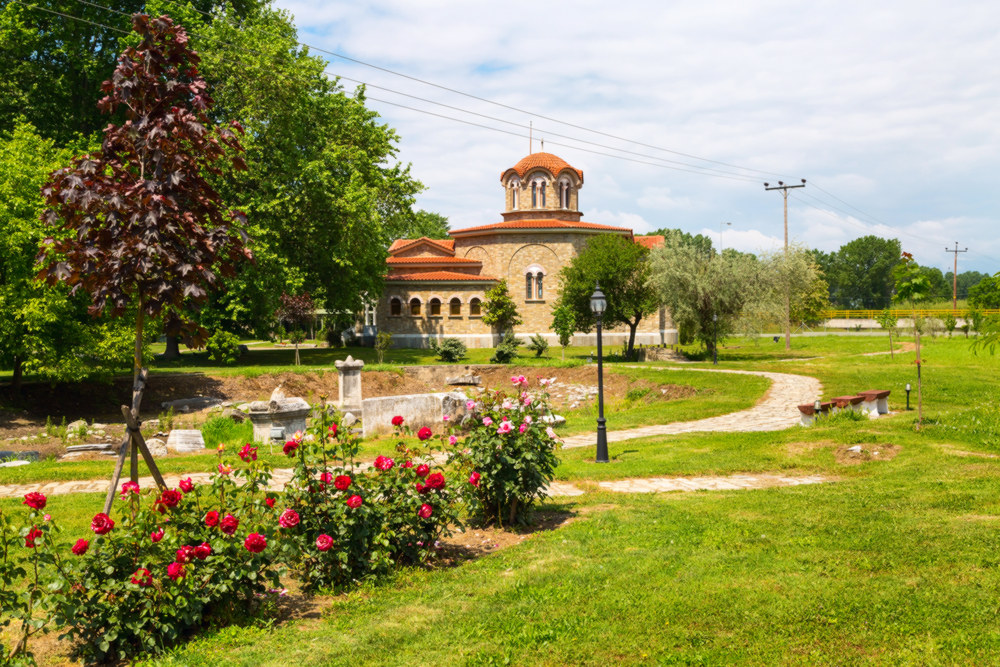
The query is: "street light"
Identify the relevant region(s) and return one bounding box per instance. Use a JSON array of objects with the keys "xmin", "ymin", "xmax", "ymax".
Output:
[
  {"xmin": 905, "ymin": 383, "xmax": 912, "ymax": 411},
  {"xmin": 590, "ymin": 282, "xmax": 609, "ymax": 463},
  {"xmin": 712, "ymin": 312, "xmax": 718, "ymax": 365}
]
